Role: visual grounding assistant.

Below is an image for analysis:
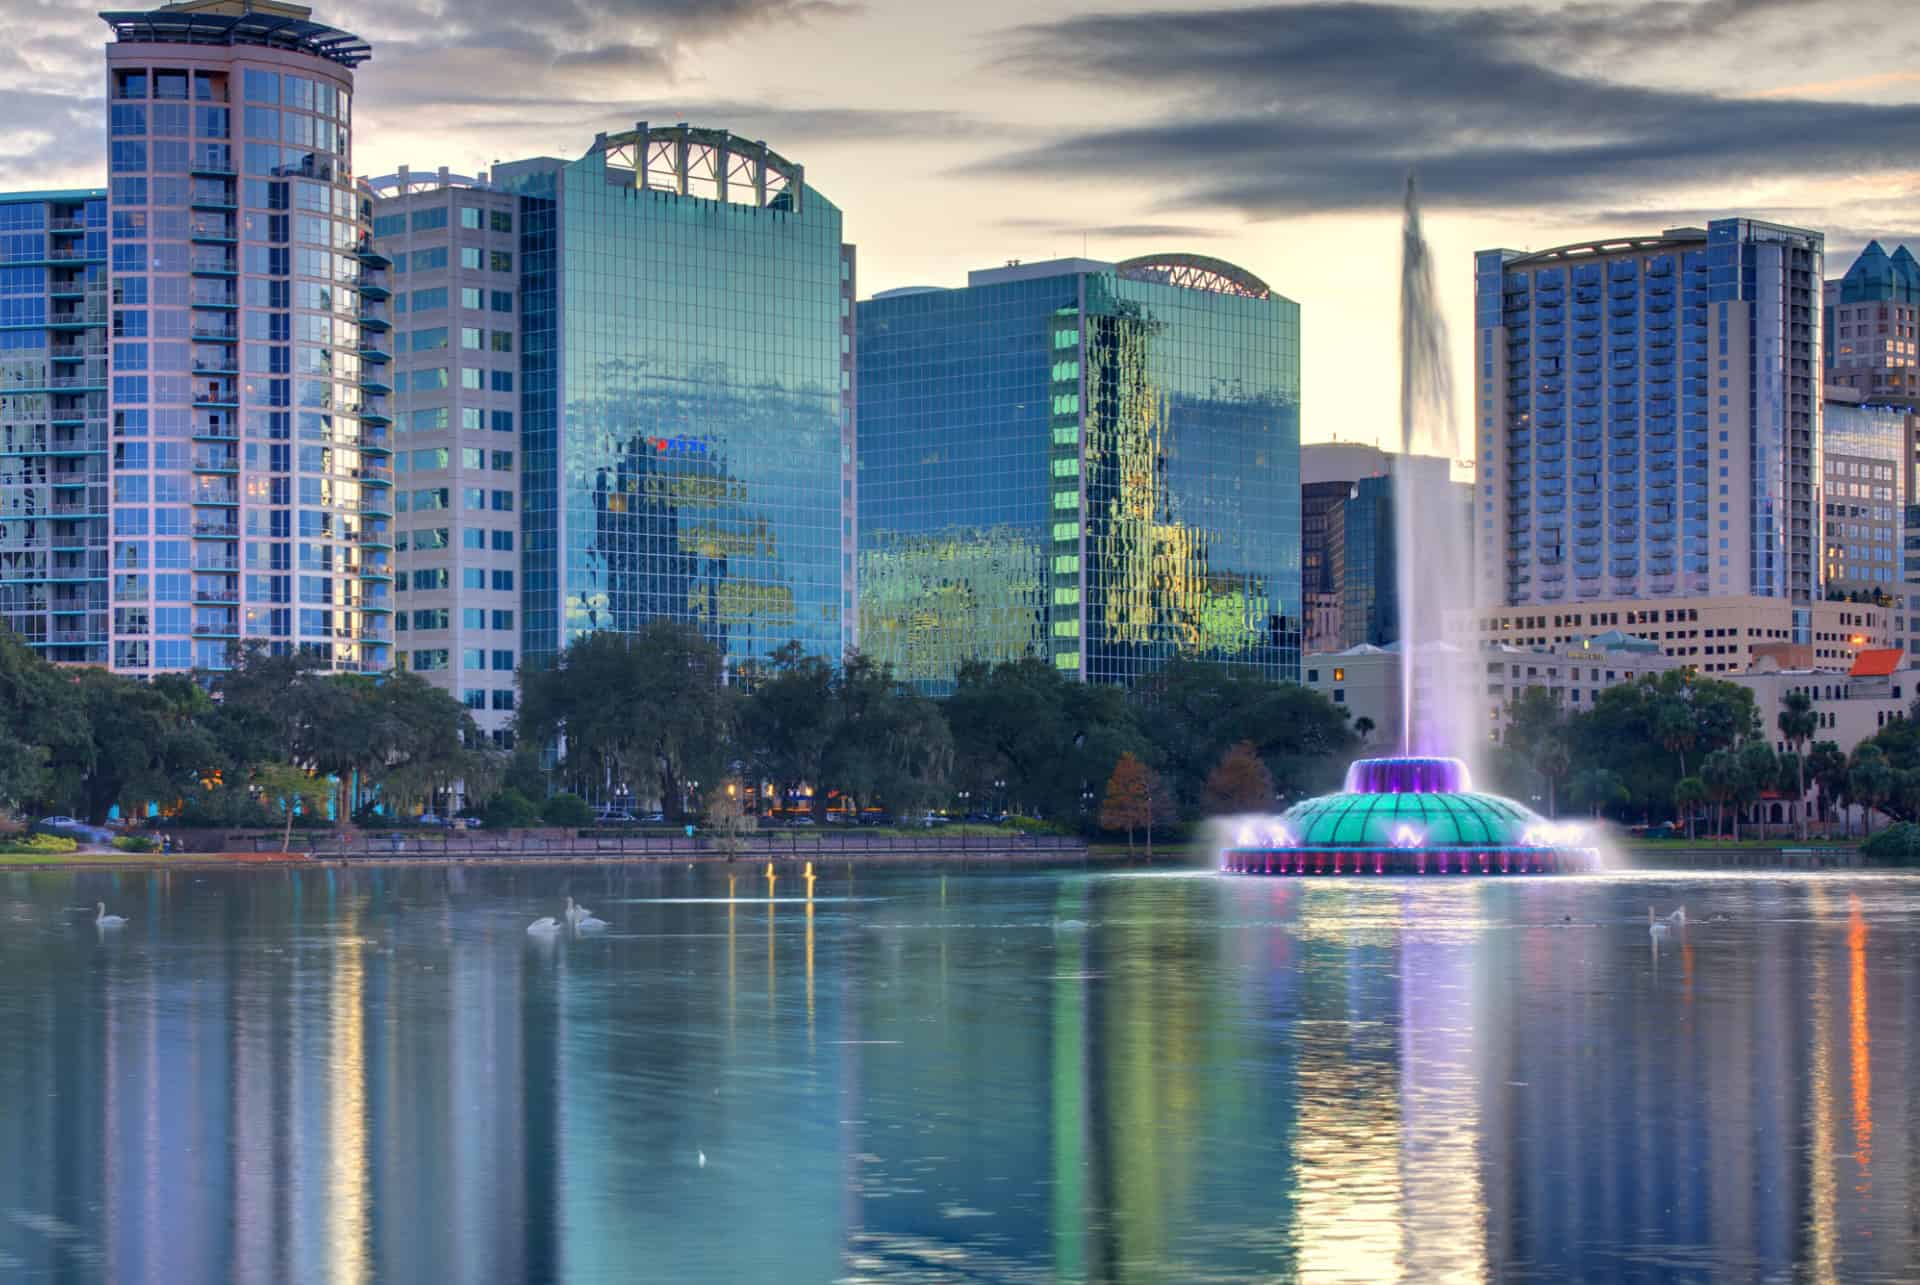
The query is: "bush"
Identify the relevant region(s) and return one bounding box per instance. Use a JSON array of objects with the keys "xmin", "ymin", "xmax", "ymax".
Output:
[
  {"xmin": 540, "ymin": 792, "xmax": 594, "ymax": 827},
  {"xmin": 483, "ymin": 788, "xmax": 540, "ymax": 829},
  {"xmin": 0, "ymin": 833, "xmax": 78, "ymax": 855},
  {"xmin": 1861, "ymin": 821, "xmax": 1920, "ymax": 866},
  {"xmin": 111, "ymin": 835, "xmax": 158, "ymax": 853}
]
